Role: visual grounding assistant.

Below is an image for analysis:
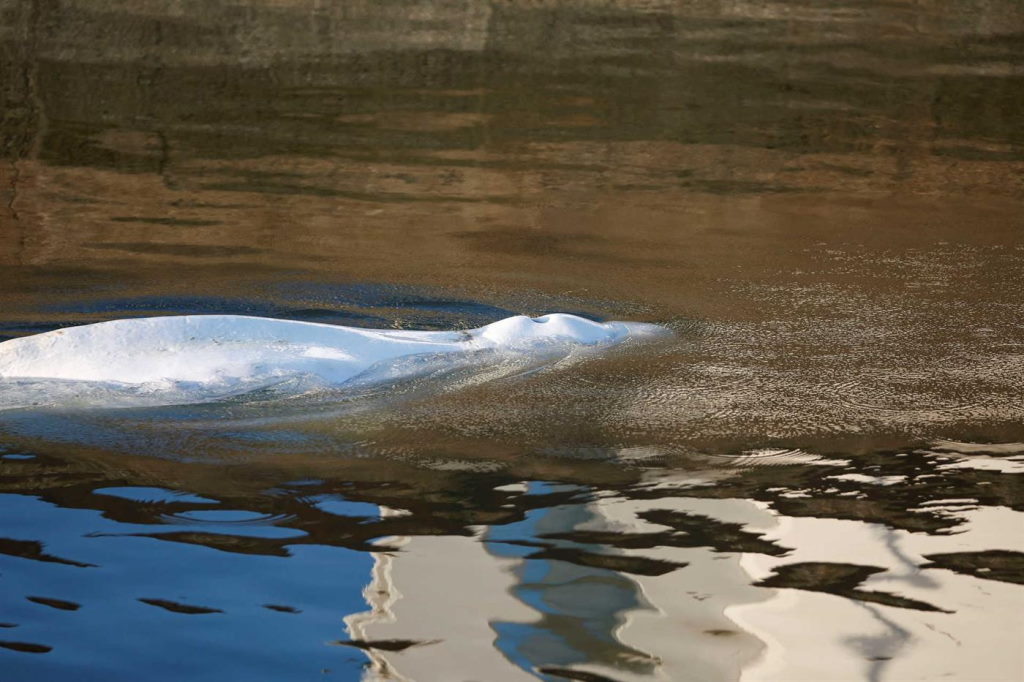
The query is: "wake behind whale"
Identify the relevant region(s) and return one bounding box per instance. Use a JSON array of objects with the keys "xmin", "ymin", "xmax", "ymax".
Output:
[{"xmin": 0, "ymin": 314, "xmax": 665, "ymax": 410}]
